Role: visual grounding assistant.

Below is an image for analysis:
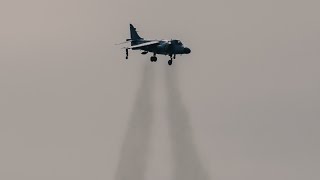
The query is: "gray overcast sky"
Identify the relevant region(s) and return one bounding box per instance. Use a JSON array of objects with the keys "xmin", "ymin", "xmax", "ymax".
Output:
[{"xmin": 1, "ymin": 0, "xmax": 320, "ymax": 180}]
